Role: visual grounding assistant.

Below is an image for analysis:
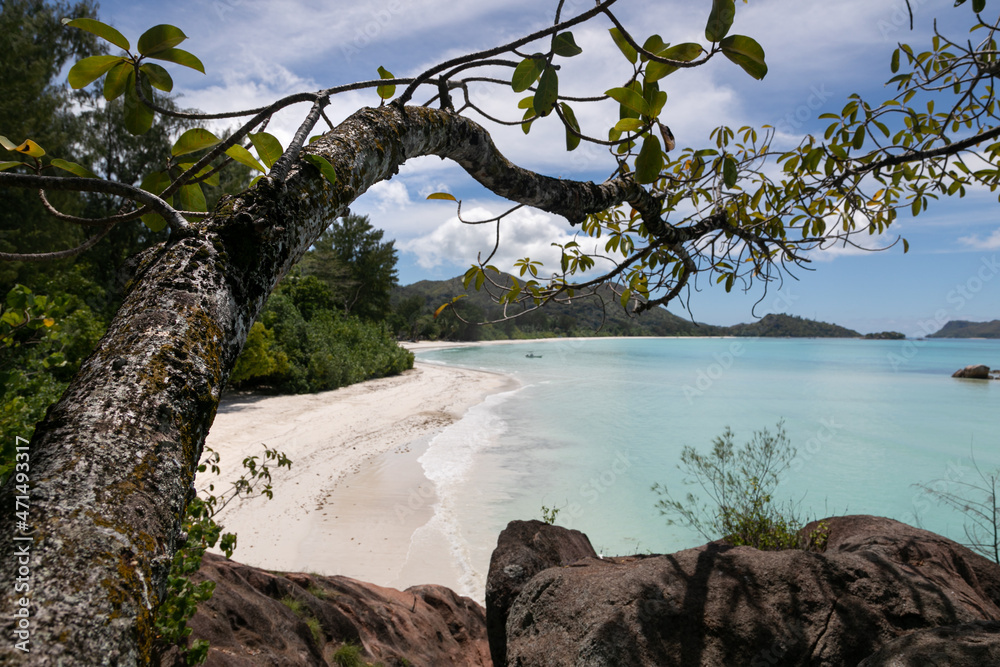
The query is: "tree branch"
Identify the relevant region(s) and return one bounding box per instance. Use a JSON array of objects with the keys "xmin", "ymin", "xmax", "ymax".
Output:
[{"xmin": 0, "ymin": 172, "xmax": 188, "ymax": 233}]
